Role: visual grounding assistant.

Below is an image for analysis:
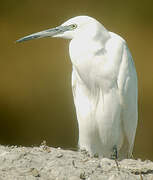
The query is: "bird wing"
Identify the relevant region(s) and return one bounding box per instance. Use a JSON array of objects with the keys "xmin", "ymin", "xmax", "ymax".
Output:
[{"xmin": 117, "ymin": 41, "xmax": 138, "ymax": 157}]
